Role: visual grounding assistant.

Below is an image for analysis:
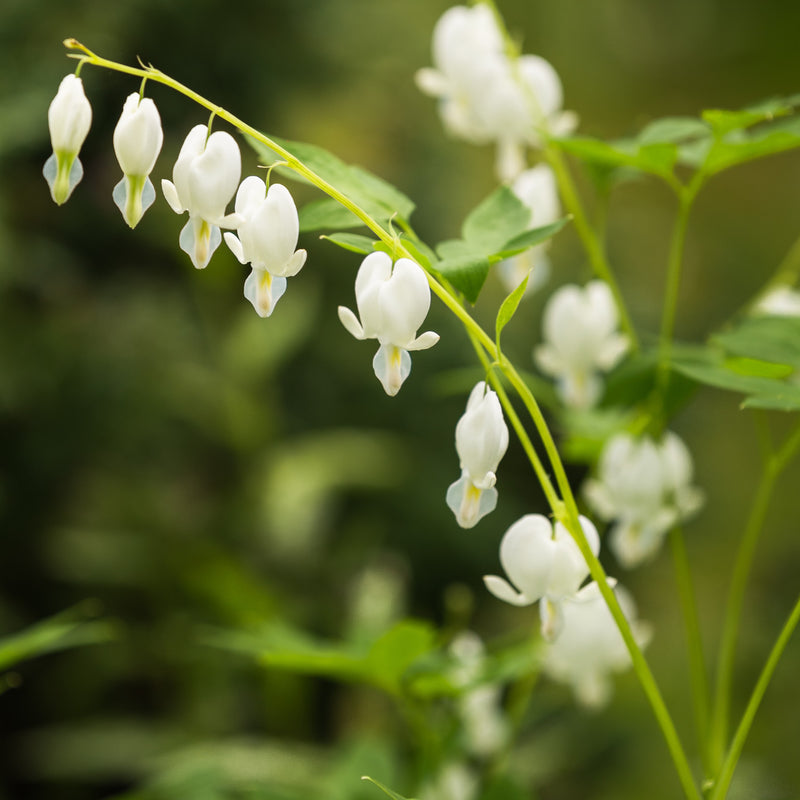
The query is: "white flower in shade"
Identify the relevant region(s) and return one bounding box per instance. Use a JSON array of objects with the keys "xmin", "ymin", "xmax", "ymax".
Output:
[
  {"xmin": 584, "ymin": 431, "xmax": 704, "ymax": 567},
  {"xmin": 534, "ymin": 280, "xmax": 629, "ymax": 409},
  {"xmin": 161, "ymin": 124, "xmax": 242, "ymax": 269},
  {"xmin": 338, "ymin": 252, "xmax": 439, "ymax": 396},
  {"xmin": 223, "ymin": 177, "xmax": 307, "ymax": 318},
  {"xmin": 112, "ymin": 93, "xmax": 164, "ymax": 228},
  {"xmin": 416, "ymin": 5, "xmax": 577, "ymax": 181},
  {"xmin": 446, "ymin": 381, "xmax": 509, "ymax": 528},
  {"xmin": 43, "ymin": 74, "xmax": 92, "ymax": 205},
  {"xmin": 753, "ymin": 284, "xmax": 800, "ymax": 317},
  {"xmin": 542, "ymin": 580, "xmax": 651, "ymax": 708},
  {"xmin": 415, "ymin": 4, "xmax": 505, "ymax": 144},
  {"xmin": 483, "ymin": 514, "xmax": 600, "ymax": 641},
  {"xmin": 448, "ymin": 632, "xmax": 509, "ymax": 758},
  {"xmin": 497, "ymin": 164, "xmax": 561, "ymax": 294}
]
